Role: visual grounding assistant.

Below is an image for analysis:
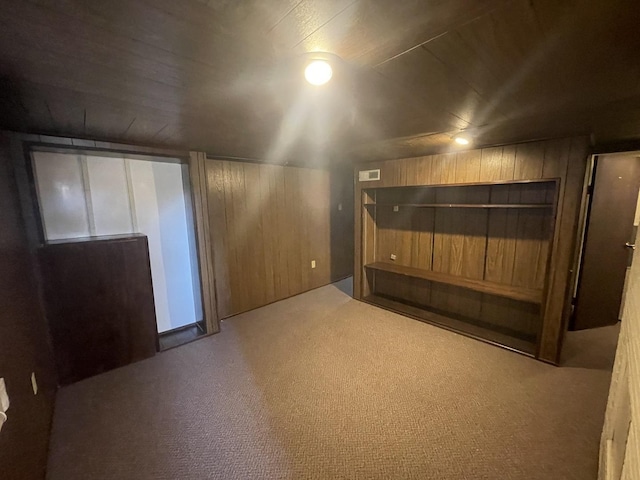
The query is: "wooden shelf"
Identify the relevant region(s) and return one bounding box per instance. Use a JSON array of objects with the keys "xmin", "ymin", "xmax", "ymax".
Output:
[
  {"xmin": 364, "ymin": 262, "xmax": 543, "ymax": 304},
  {"xmin": 362, "ymin": 294, "xmax": 536, "ymax": 356},
  {"xmin": 364, "ymin": 203, "xmax": 553, "ymax": 209}
]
